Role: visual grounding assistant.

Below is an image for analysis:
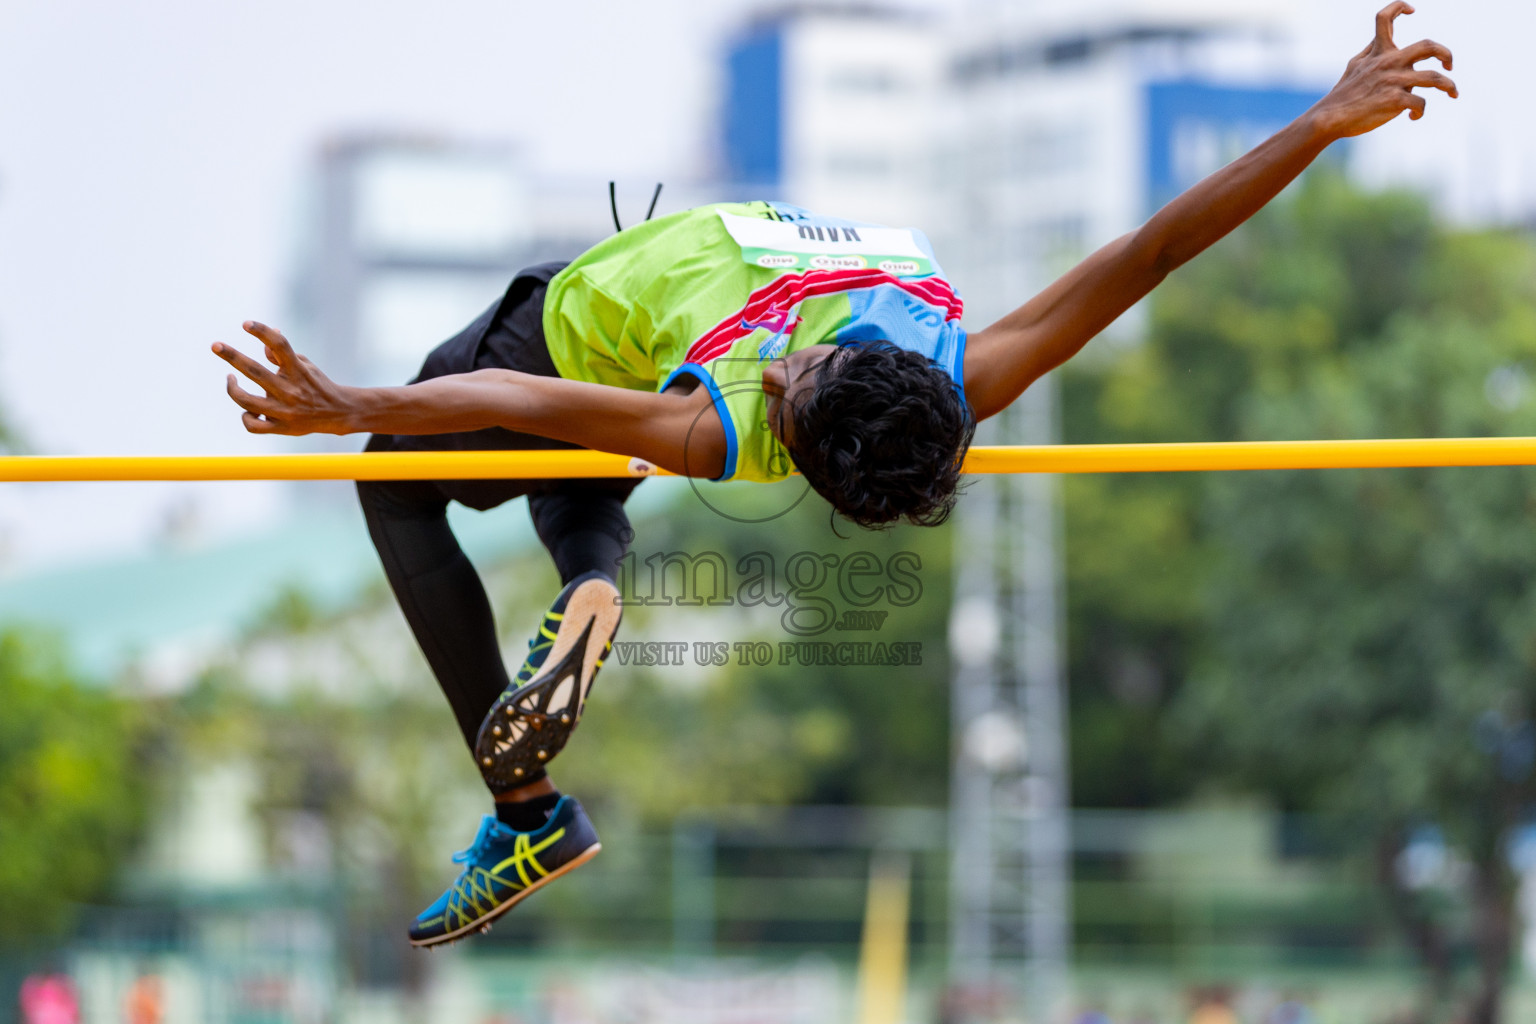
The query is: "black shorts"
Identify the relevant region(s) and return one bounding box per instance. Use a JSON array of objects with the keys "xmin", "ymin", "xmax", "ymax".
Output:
[{"xmin": 366, "ymin": 261, "xmax": 643, "ymax": 511}]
